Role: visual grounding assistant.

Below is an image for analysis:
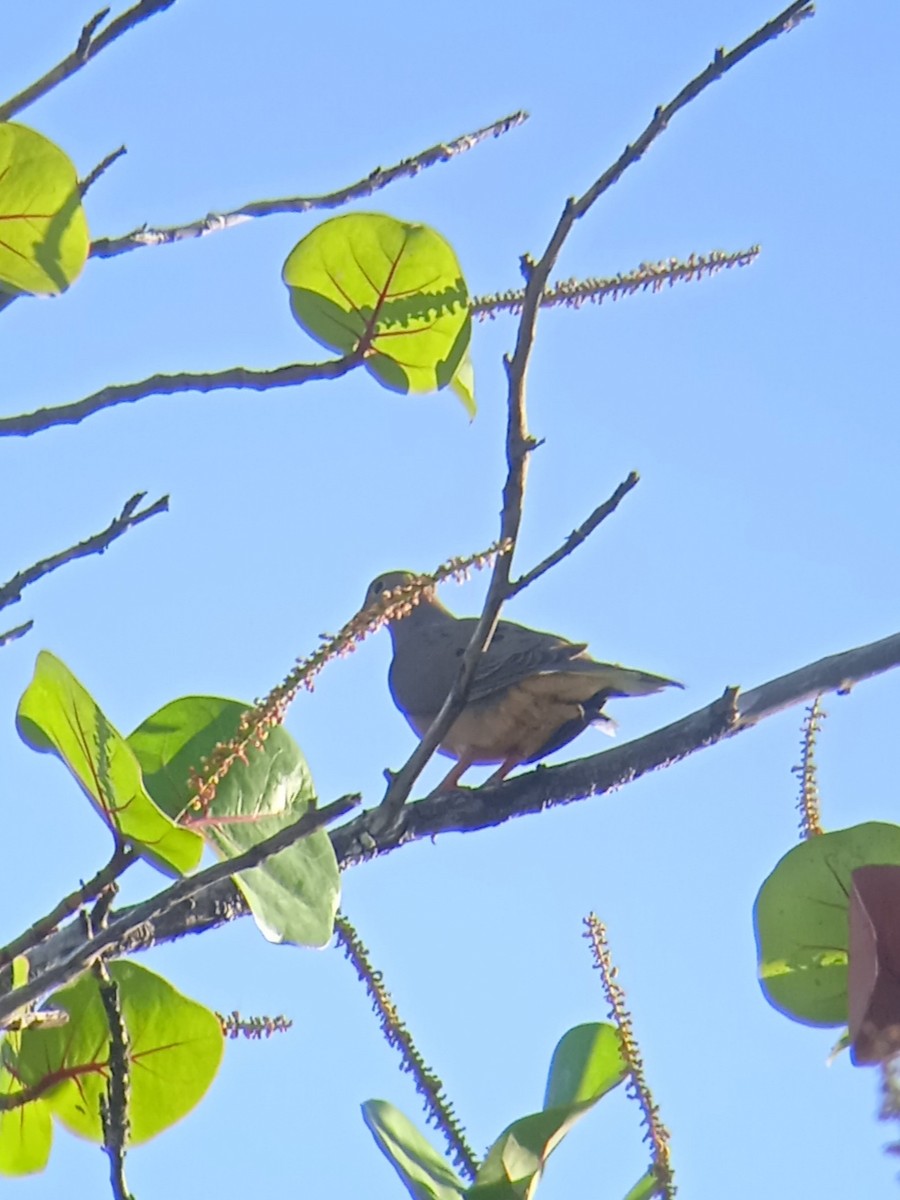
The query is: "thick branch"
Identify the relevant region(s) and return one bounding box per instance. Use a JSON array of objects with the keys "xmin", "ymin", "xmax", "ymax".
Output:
[
  {"xmin": 13, "ymin": 629, "xmax": 898, "ymax": 986},
  {"xmin": 0, "ymin": 492, "xmax": 168, "ymax": 613},
  {"xmin": 0, "ymin": 358, "xmax": 359, "ymax": 438},
  {"xmin": 0, "ymin": 1, "xmax": 175, "ymax": 122},
  {"xmin": 0, "ymin": 794, "xmax": 359, "ymax": 1027},
  {"xmin": 89, "ymin": 111, "xmax": 528, "ymax": 260},
  {"xmin": 336, "ymin": 628, "xmax": 900, "ymax": 863}
]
